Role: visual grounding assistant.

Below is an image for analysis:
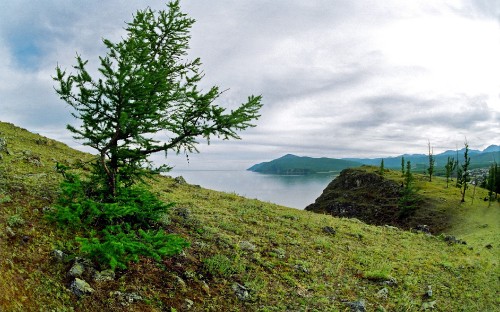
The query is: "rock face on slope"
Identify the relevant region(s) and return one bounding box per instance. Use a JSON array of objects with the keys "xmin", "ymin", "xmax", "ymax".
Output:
[
  {"xmin": 305, "ymin": 167, "xmax": 446, "ymax": 232},
  {"xmin": 306, "ymin": 168, "xmax": 403, "ymax": 226}
]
